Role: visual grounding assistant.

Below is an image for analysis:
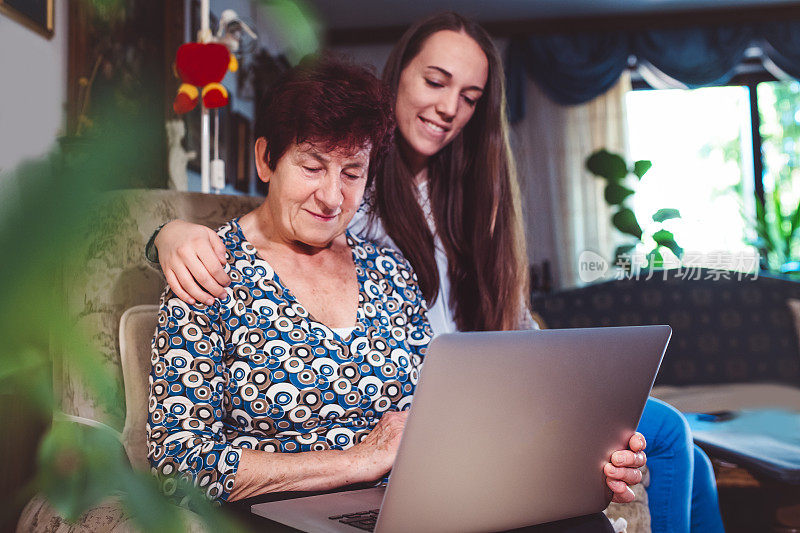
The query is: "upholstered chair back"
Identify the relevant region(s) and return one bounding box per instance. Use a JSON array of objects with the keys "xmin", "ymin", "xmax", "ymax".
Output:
[
  {"xmin": 119, "ymin": 304, "xmax": 159, "ymax": 470},
  {"xmin": 62, "ymin": 190, "xmax": 261, "ymax": 434}
]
